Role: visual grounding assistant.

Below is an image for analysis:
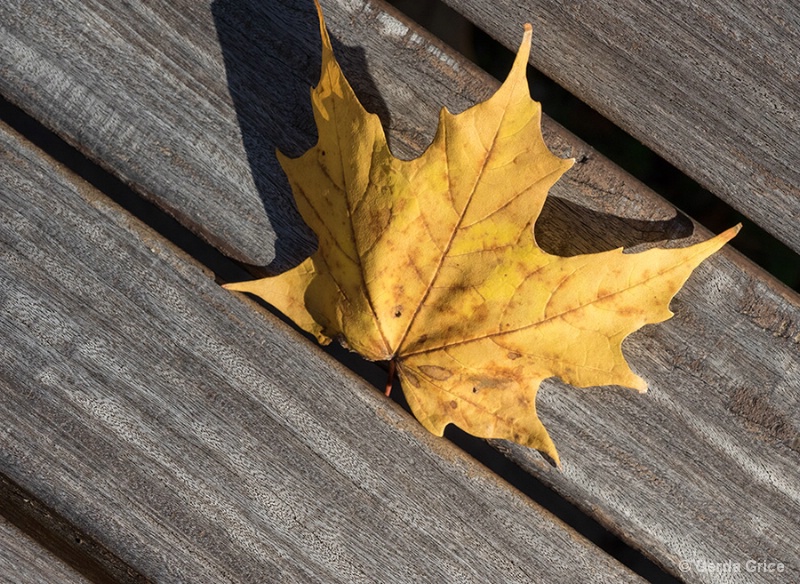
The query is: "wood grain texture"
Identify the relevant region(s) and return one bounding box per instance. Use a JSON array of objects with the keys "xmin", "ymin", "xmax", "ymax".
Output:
[
  {"xmin": 0, "ymin": 122, "xmax": 642, "ymax": 582},
  {"xmin": 0, "ymin": 0, "xmax": 276, "ymax": 265},
  {"xmin": 439, "ymin": 0, "xmax": 800, "ymax": 254},
  {"xmin": 1, "ymin": 0, "xmax": 799, "ymax": 582}
]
